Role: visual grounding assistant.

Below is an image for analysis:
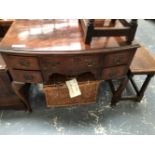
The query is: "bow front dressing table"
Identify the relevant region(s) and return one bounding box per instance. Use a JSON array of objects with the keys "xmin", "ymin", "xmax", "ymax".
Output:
[{"xmin": 0, "ymin": 20, "xmax": 140, "ymax": 111}]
